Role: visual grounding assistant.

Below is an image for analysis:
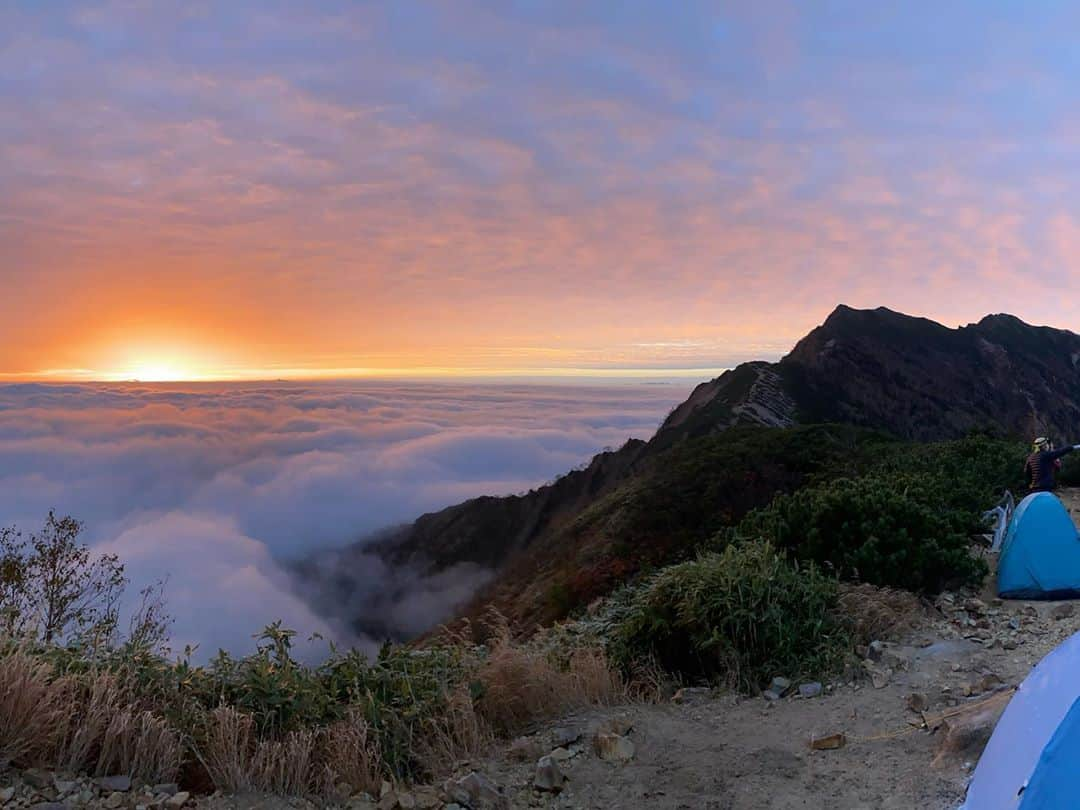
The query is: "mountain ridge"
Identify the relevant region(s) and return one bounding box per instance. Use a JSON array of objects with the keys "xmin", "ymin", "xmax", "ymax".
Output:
[{"xmin": 316, "ymin": 306, "xmax": 1080, "ymax": 637}]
